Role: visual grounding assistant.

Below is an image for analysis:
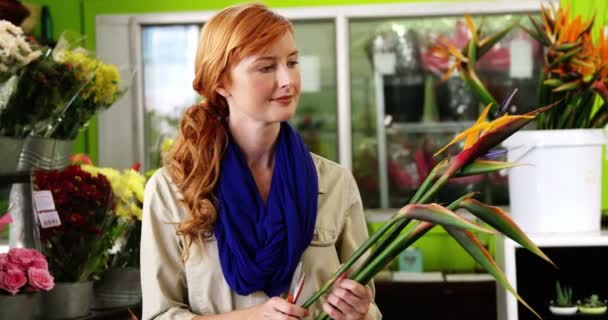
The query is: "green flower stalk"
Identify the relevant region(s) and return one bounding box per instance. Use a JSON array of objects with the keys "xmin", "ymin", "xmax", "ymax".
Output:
[{"xmin": 305, "ymin": 94, "xmax": 557, "ymax": 320}]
